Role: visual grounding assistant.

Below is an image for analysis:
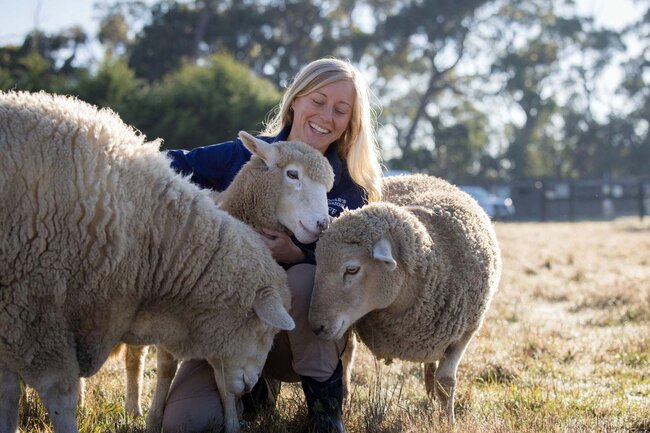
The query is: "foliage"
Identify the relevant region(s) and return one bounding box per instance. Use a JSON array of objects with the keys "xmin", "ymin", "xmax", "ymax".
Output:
[
  {"xmin": 0, "ymin": 29, "xmax": 88, "ymax": 93},
  {"xmin": 121, "ymin": 53, "xmax": 281, "ymax": 149},
  {"xmin": 617, "ymin": 2, "xmax": 650, "ymax": 178},
  {"xmin": 387, "ymin": 101, "xmax": 491, "ymax": 182},
  {"xmin": 1, "ymin": 0, "xmax": 648, "ymax": 181},
  {"xmin": 127, "ymin": 1, "xmax": 200, "ymax": 82},
  {"xmin": 365, "ymin": 0, "xmax": 491, "ymax": 150},
  {"xmin": 126, "ymin": 0, "xmax": 358, "ymax": 84},
  {"xmin": 74, "ymin": 54, "xmax": 142, "ymax": 109}
]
